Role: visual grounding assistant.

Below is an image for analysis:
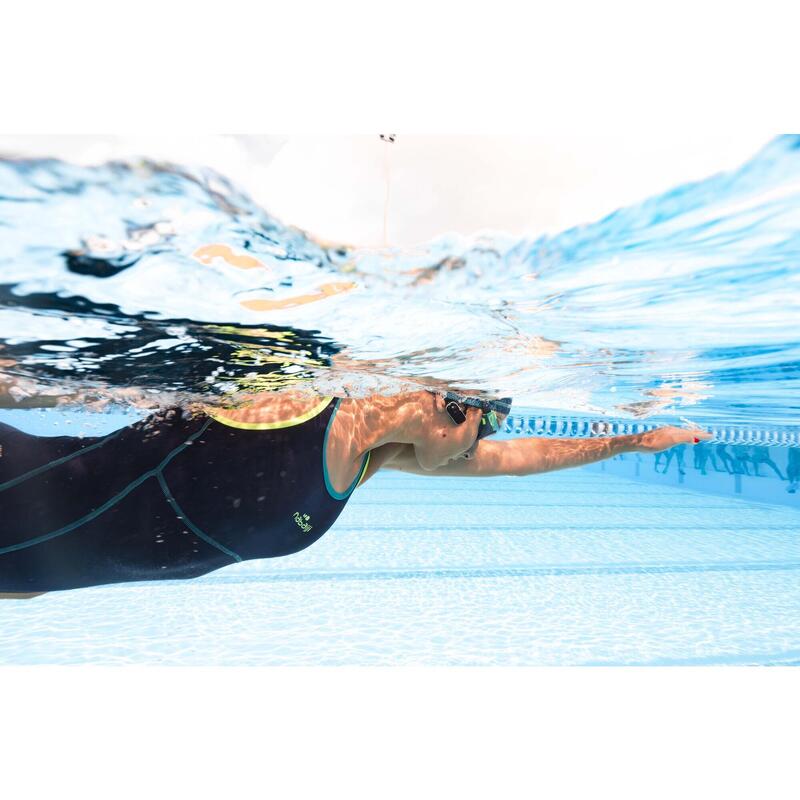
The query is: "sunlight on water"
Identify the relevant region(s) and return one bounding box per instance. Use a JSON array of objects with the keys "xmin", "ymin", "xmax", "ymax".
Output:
[{"xmin": 1, "ymin": 136, "xmax": 799, "ymax": 427}]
